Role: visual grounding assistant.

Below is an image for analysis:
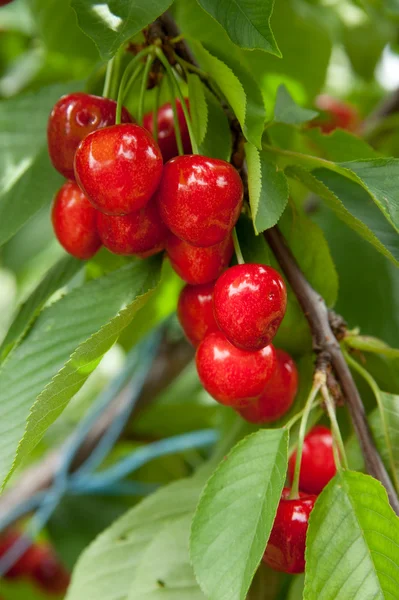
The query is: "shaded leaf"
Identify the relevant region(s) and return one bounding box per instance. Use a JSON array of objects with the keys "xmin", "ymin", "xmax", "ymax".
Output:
[
  {"xmin": 304, "ymin": 128, "xmax": 378, "ymax": 162},
  {"xmin": 198, "ymin": 87, "xmax": 232, "ymax": 161},
  {"xmin": 187, "ymin": 73, "xmax": 208, "ymax": 146},
  {"xmin": 274, "ymin": 85, "xmax": 318, "ymax": 125}
]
